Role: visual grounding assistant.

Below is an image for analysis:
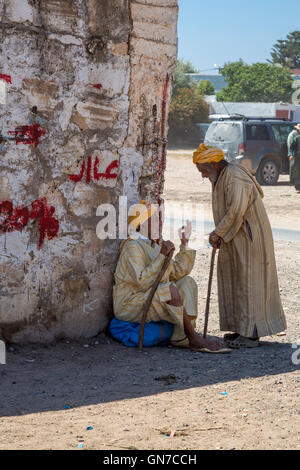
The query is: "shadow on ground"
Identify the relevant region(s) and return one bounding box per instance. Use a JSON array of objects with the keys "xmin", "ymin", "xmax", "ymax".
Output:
[
  {"xmin": 272, "ymin": 181, "xmax": 293, "ymax": 187},
  {"xmin": 0, "ymin": 334, "xmax": 297, "ymax": 418}
]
